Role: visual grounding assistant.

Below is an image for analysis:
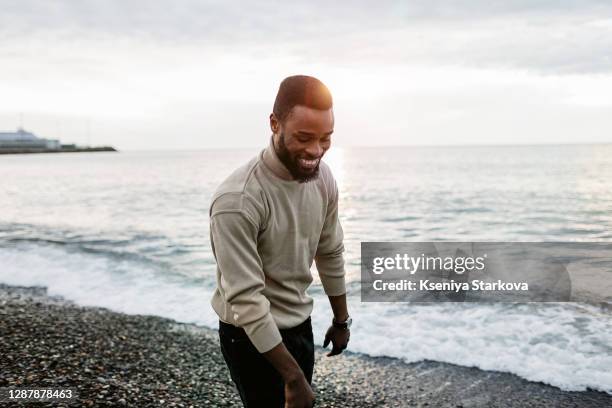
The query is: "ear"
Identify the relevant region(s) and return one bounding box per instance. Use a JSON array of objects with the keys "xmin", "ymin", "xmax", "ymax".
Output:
[{"xmin": 269, "ymin": 113, "xmax": 280, "ymax": 134}]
